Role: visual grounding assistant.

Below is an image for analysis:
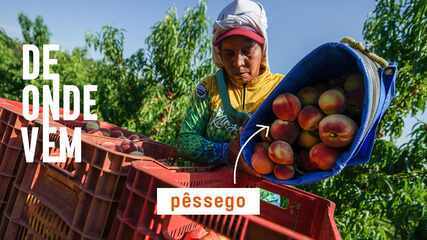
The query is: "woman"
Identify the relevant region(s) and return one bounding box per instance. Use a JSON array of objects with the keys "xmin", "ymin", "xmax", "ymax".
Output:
[{"xmin": 177, "ymin": 0, "xmax": 284, "ymax": 172}]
